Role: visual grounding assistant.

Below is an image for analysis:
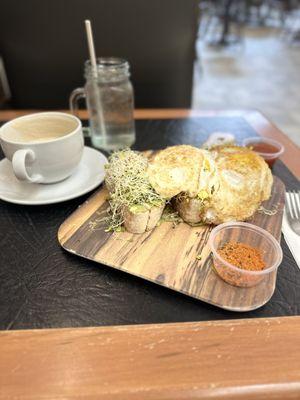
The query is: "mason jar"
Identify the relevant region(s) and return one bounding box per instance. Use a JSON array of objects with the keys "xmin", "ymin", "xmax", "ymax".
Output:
[{"xmin": 70, "ymin": 58, "xmax": 135, "ymax": 151}]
